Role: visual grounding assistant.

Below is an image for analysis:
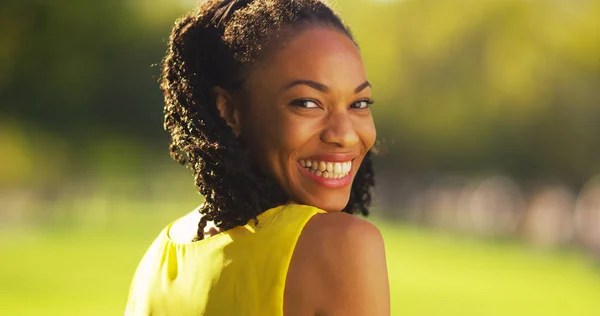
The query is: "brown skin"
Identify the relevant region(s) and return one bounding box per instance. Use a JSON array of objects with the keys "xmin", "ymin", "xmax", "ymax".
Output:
[
  {"xmin": 215, "ymin": 26, "xmax": 389, "ymax": 315},
  {"xmin": 216, "ymin": 26, "xmax": 376, "ymax": 212},
  {"xmin": 285, "ymin": 212, "xmax": 390, "ymax": 316}
]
